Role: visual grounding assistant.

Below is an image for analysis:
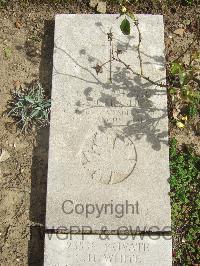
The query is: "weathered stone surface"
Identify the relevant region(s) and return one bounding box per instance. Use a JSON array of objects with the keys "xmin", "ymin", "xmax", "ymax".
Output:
[
  {"xmin": 46, "ymin": 14, "xmax": 171, "ymax": 232},
  {"xmin": 44, "ymin": 233, "xmax": 172, "ymax": 265}
]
